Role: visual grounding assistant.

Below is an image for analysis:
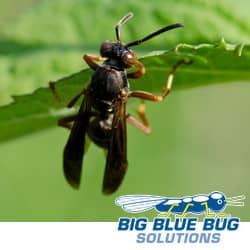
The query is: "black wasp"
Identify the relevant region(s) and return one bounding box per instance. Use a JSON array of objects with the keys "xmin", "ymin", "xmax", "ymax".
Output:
[{"xmin": 50, "ymin": 12, "xmax": 190, "ymax": 194}]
